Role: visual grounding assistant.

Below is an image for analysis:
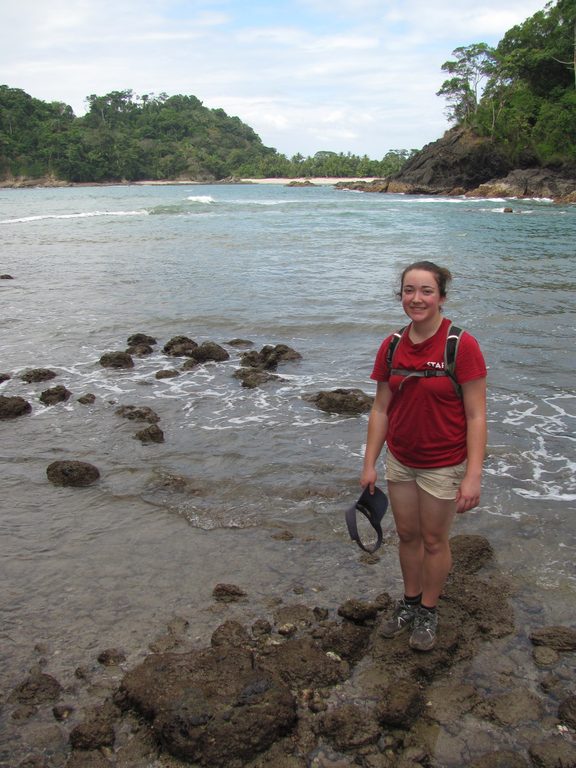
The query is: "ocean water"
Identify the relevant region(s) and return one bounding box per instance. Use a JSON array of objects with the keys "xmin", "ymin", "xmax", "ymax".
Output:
[{"xmin": 1, "ymin": 183, "xmax": 575, "ymax": 760}]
